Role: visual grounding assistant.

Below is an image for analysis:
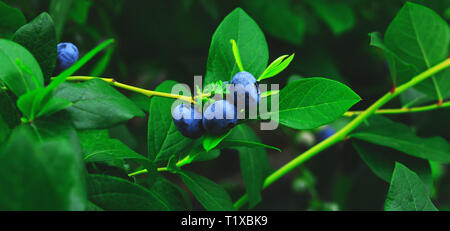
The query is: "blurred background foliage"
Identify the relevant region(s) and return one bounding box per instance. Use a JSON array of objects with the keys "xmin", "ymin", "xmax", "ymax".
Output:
[{"xmin": 5, "ymin": 0, "xmax": 449, "ymax": 210}]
